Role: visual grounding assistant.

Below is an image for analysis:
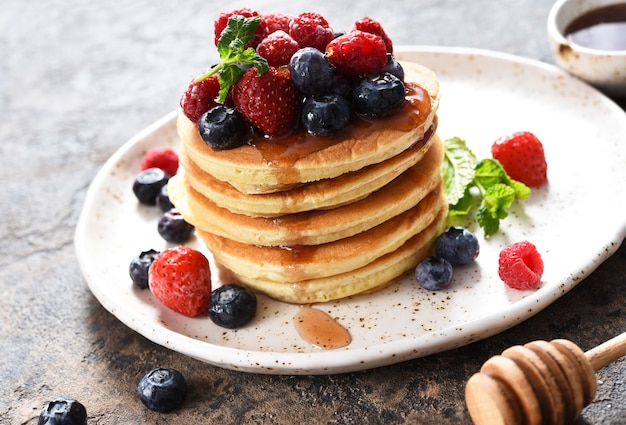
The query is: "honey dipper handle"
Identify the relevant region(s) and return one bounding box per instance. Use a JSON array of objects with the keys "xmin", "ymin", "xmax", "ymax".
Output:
[{"xmin": 585, "ymin": 332, "xmax": 626, "ymax": 371}]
